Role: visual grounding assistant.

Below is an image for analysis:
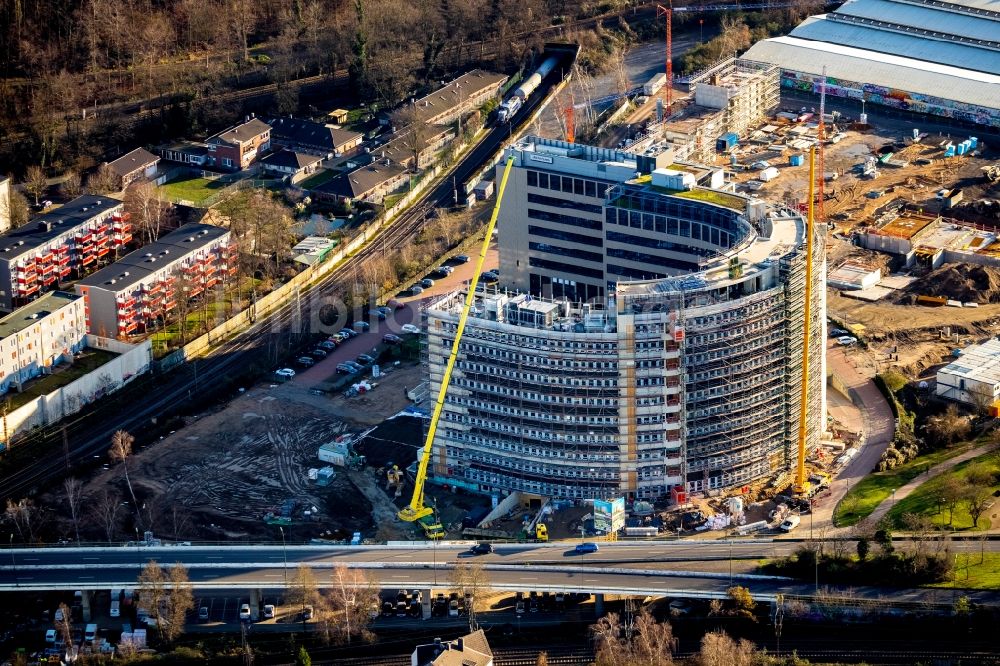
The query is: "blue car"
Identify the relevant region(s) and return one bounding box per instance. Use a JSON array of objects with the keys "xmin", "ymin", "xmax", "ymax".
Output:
[{"xmin": 575, "ymin": 542, "xmax": 599, "ymax": 554}]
